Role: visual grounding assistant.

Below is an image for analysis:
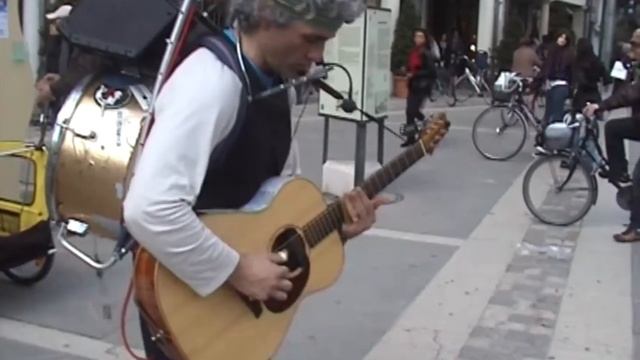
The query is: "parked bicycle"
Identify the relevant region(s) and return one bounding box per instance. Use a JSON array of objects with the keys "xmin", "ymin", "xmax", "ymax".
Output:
[
  {"xmin": 521, "ymin": 112, "xmax": 631, "ymax": 226},
  {"xmin": 472, "ymin": 73, "xmax": 546, "ymax": 160},
  {"xmin": 447, "ymin": 52, "xmax": 493, "ymax": 107},
  {"xmin": 428, "ymin": 63, "xmax": 451, "ymax": 103}
]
